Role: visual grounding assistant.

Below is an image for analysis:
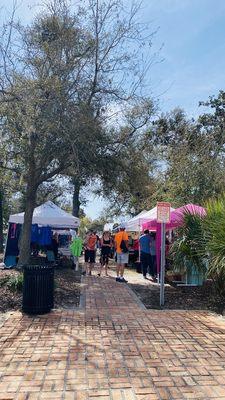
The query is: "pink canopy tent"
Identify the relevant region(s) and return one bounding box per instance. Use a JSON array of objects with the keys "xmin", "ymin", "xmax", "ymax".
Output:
[{"xmin": 142, "ymin": 204, "xmax": 206, "ymax": 276}]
